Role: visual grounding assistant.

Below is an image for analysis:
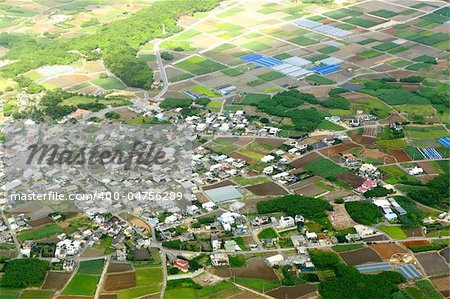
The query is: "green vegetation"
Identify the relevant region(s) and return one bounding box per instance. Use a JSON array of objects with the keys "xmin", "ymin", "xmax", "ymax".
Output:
[
  {"xmin": 363, "ymin": 186, "xmax": 394, "ymax": 198},
  {"xmin": 78, "ymin": 259, "xmax": 105, "ymax": 275},
  {"xmin": 18, "ymin": 224, "xmax": 63, "ymax": 242},
  {"xmin": 378, "ymin": 226, "xmax": 407, "ymax": 239},
  {"xmin": 304, "ymin": 158, "xmax": 348, "ymax": 180},
  {"xmin": 257, "ymin": 195, "xmax": 332, "ymax": 219},
  {"xmin": 258, "ymin": 228, "xmax": 278, "ymax": 239},
  {"xmin": 176, "ymin": 55, "xmax": 226, "ymax": 75},
  {"xmin": 0, "ymin": 259, "xmax": 49, "ymax": 288},
  {"xmin": 164, "ymin": 279, "xmax": 240, "ymax": 299},
  {"xmin": 309, "ymin": 250, "xmax": 341, "ymax": 270},
  {"xmin": 221, "ymin": 68, "xmax": 243, "ymax": 77},
  {"xmin": 258, "ymin": 71, "xmax": 284, "ymax": 81},
  {"xmin": 415, "ymin": 280, "xmax": 444, "ymax": 299},
  {"xmin": 118, "ymin": 265, "xmax": 163, "ymax": 299},
  {"xmin": 408, "ymin": 174, "xmax": 449, "ymax": 210},
  {"xmin": 404, "ymin": 126, "xmax": 449, "ymax": 139},
  {"xmin": 234, "ymin": 277, "xmax": 281, "ymax": 293},
  {"xmin": 228, "ymin": 255, "xmax": 247, "ymax": 268},
  {"xmin": 345, "ymin": 201, "xmax": 382, "ymax": 225},
  {"xmin": 62, "ymin": 274, "xmax": 99, "ymax": 296},
  {"xmin": 319, "ymin": 264, "xmax": 405, "ymax": 299},
  {"xmin": 160, "ymin": 98, "xmax": 193, "ymax": 110},
  {"xmin": 19, "ymin": 289, "xmax": 54, "ymax": 299},
  {"xmin": 306, "ymin": 74, "xmax": 336, "ymax": 85},
  {"xmin": 233, "ymin": 175, "xmax": 271, "ymax": 186},
  {"xmin": 233, "ymin": 237, "xmax": 250, "ymax": 251},
  {"xmin": 406, "ymin": 241, "xmax": 448, "ymax": 253},
  {"xmin": 91, "ymin": 76, "xmax": 126, "ymax": 90}
]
